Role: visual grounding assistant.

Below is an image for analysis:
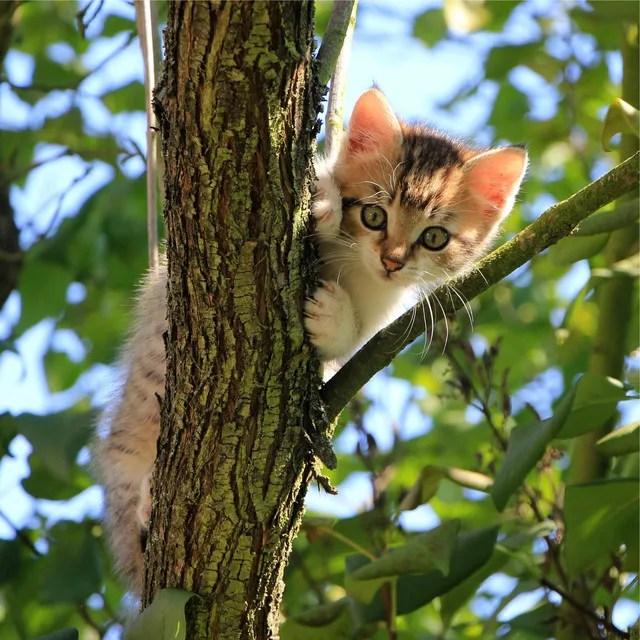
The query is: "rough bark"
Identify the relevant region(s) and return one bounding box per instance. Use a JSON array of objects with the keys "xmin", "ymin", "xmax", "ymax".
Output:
[
  {"xmin": 0, "ymin": 1, "xmax": 23, "ymax": 312},
  {"xmin": 147, "ymin": 2, "xmax": 321, "ymax": 639}
]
